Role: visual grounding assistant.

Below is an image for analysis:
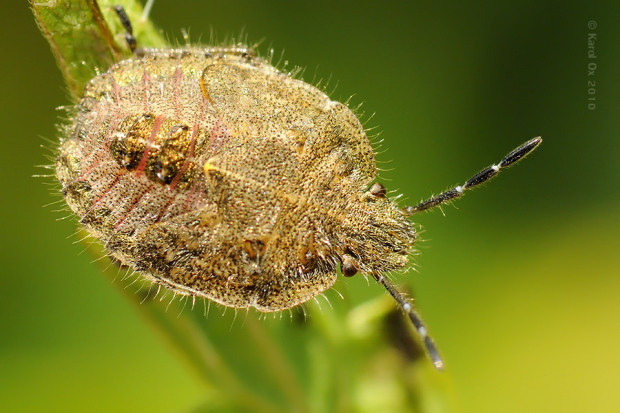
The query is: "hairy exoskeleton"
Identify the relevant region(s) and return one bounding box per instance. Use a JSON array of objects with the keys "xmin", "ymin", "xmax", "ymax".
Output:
[{"xmin": 56, "ymin": 6, "xmax": 542, "ymax": 370}]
